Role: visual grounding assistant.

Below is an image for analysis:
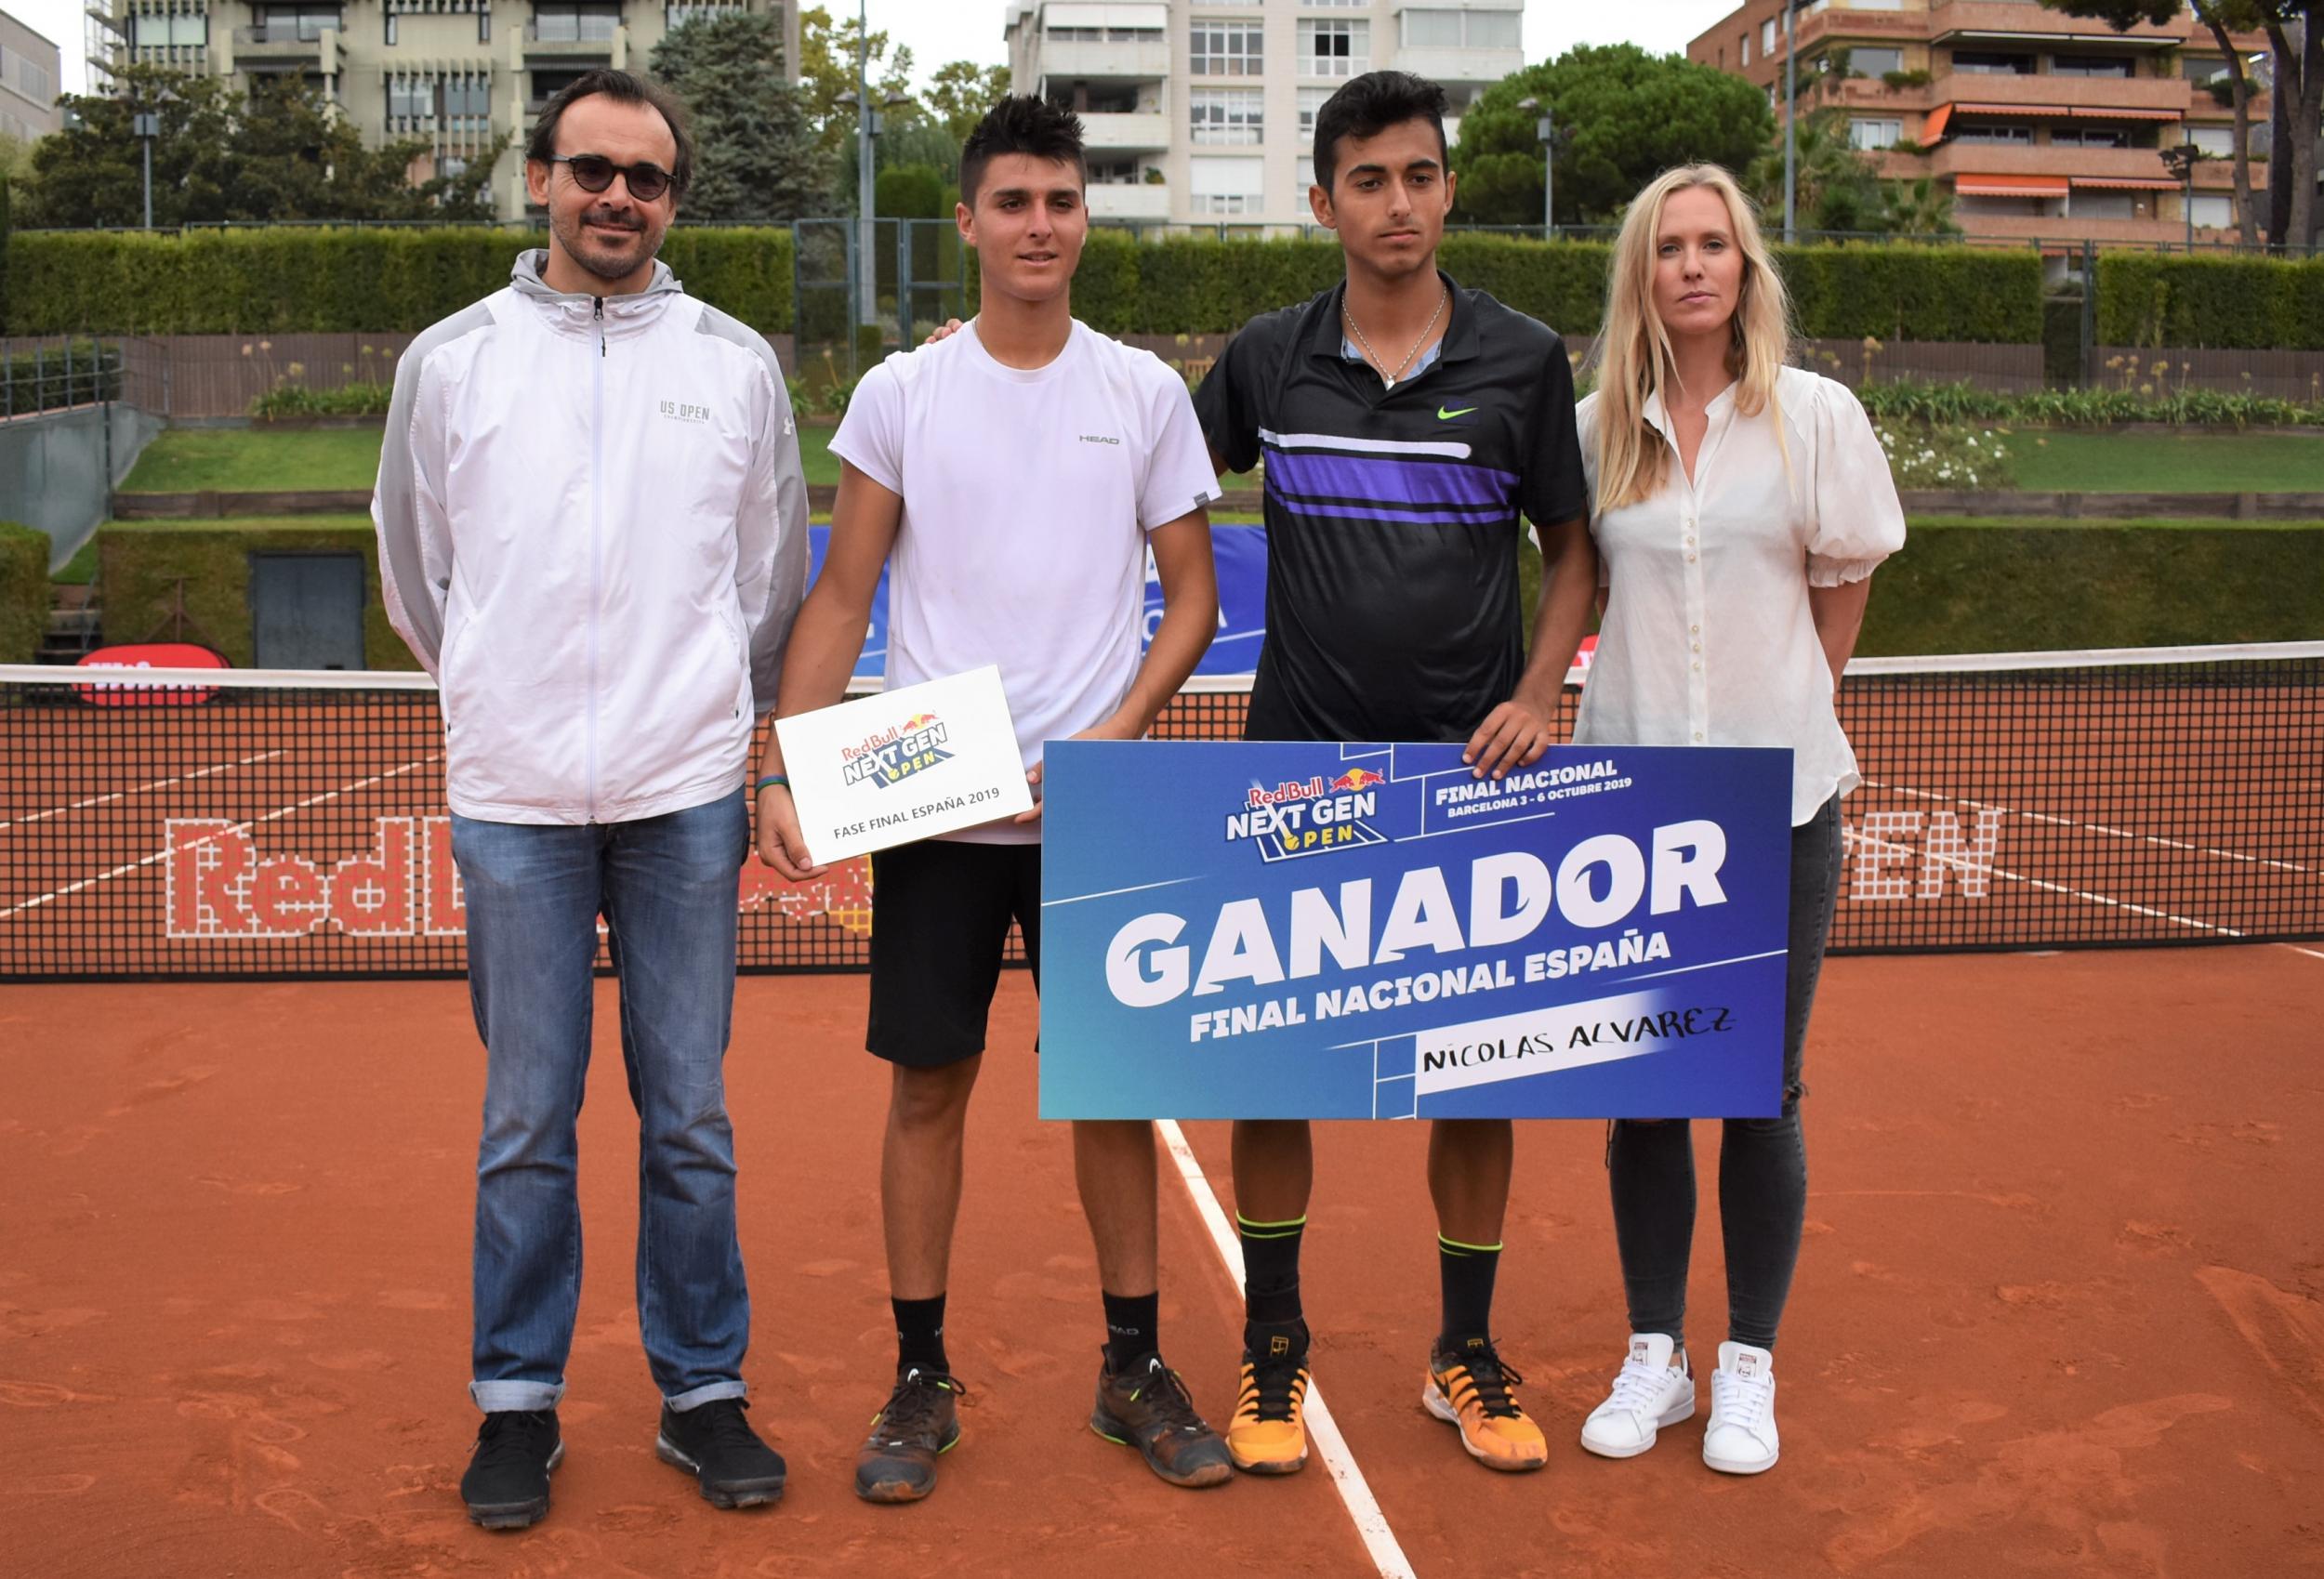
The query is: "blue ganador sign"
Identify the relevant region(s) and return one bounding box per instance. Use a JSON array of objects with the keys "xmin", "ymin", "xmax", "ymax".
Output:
[{"xmin": 1038, "ymin": 741, "xmax": 1794, "ymax": 1120}]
